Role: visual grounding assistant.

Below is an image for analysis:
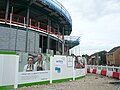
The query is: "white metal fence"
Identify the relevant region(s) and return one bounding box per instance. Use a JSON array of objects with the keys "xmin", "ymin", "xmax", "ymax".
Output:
[{"xmin": 0, "ymin": 54, "xmax": 86, "ymax": 89}]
